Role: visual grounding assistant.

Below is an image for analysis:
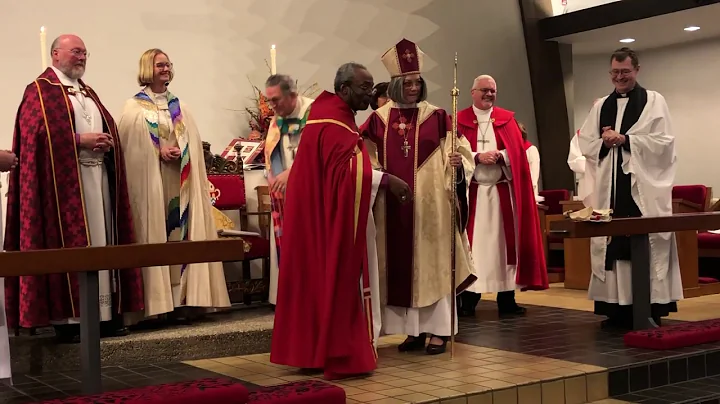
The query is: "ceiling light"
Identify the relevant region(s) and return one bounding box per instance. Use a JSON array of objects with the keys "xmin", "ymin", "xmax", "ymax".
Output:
[
  {"xmin": 619, "ymin": 38, "xmax": 635, "ymax": 43},
  {"xmin": 684, "ymin": 26, "xmax": 700, "ymax": 32}
]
